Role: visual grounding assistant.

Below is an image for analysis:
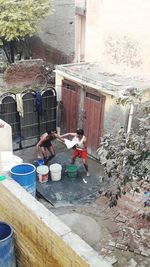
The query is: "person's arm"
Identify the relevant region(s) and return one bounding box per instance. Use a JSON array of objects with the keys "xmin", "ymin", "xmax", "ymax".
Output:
[
  {"xmin": 36, "ymin": 140, "xmax": 42, "ymax": 158},
  {"xmin": 60, "ymin": 132, "xmax": 76, "ymax": 138},
  {"xmin": 54, "ymin": 133, "xmax": 65, "ymax": 142}
]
